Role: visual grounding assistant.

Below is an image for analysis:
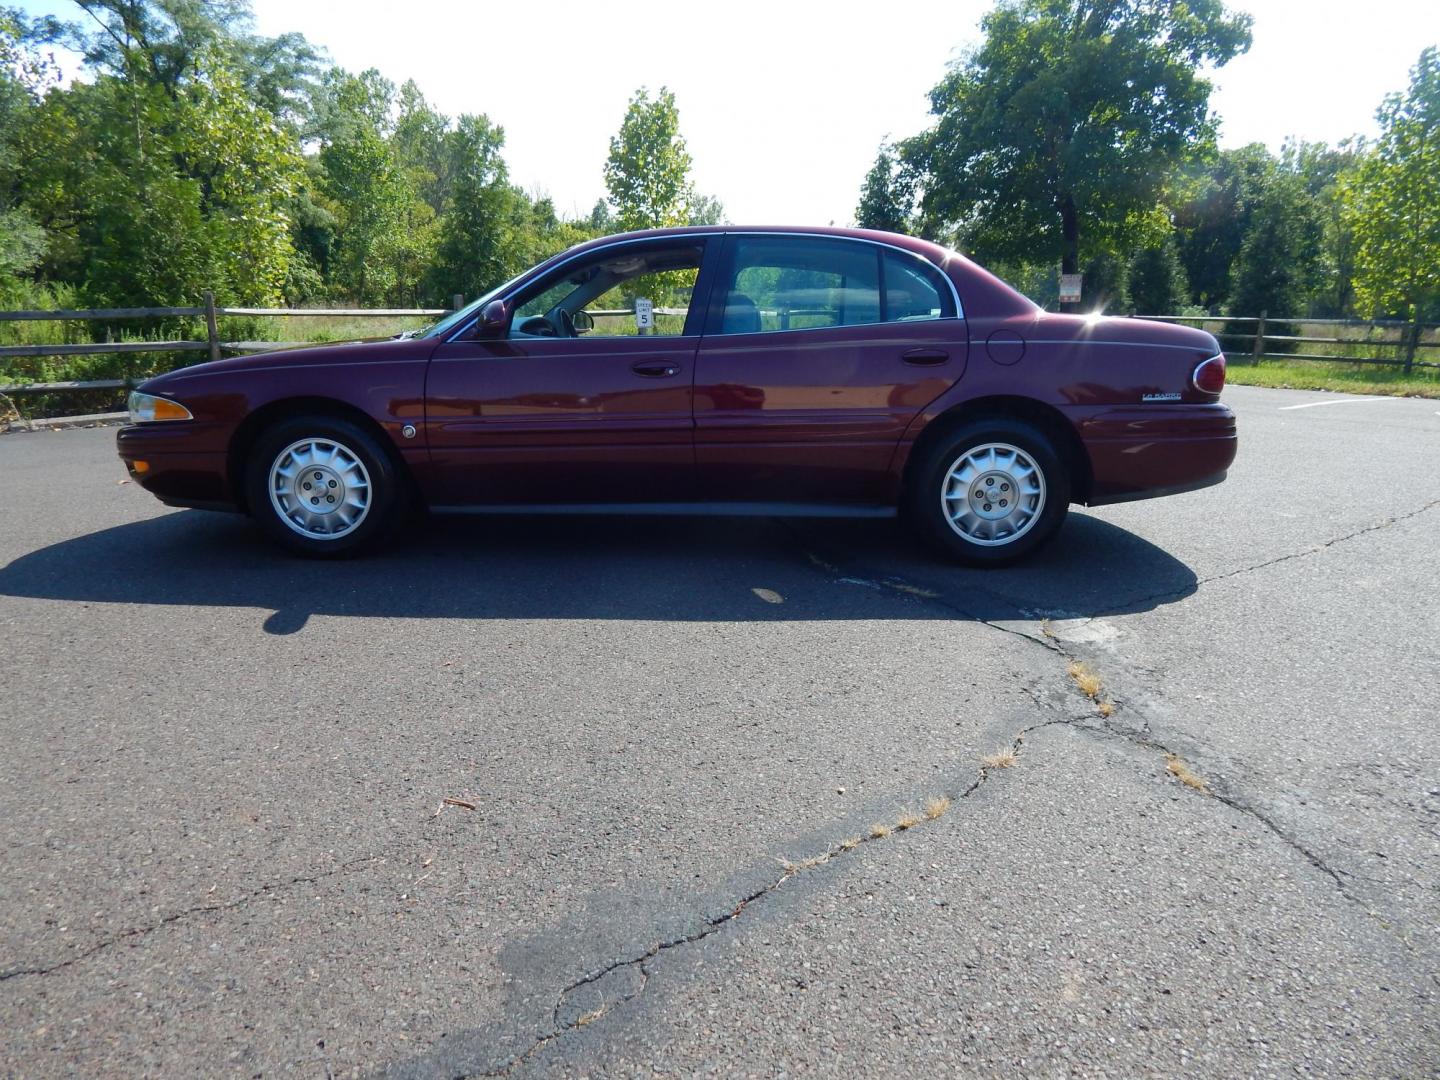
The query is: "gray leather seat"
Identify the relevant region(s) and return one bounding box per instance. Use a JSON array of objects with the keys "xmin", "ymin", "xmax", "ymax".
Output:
[{"xmin": 721, "ymin": 291, "xmax": 762, "ymax": 334}]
